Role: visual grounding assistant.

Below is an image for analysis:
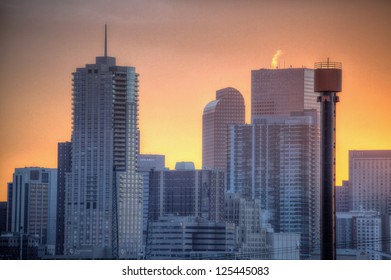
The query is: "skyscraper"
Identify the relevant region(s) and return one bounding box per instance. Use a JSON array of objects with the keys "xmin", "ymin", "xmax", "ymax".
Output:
[
  {"xmin": 64, "ymin": 26, "xmax": 142, "ymax": 259},
  {"xmin": 251, "ymin": 68, "xmax": 319, "ymax": 121},
  {"xmin": 202, "ymin": 87, "xmax": 245, "ymax": 171},
  {"xmin": 8, "ymin": 167, "xmax": 57, "ymax": 255},
  {"xmin": 228, "ymin": 111, "xmax": 320, "ymax": 259}
]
